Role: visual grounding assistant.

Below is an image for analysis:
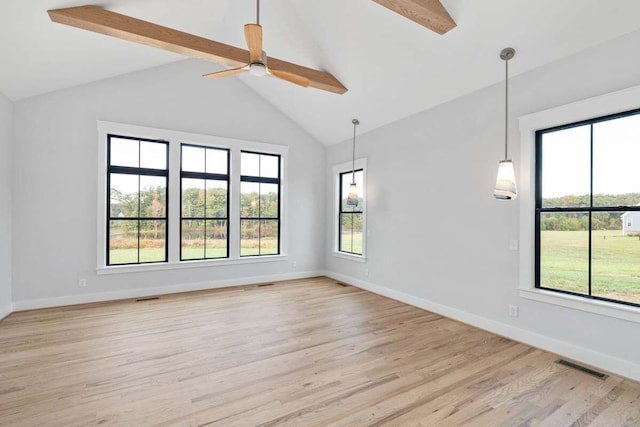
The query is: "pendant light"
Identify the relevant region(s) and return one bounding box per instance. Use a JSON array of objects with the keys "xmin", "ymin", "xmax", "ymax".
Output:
[
  {"xmin": 494, "ymin": 47, "xmax": 518, "ymax": 200},
  {"xmin": 346, "ymin": 119, "xmax": 360, "ymax": 206}
]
